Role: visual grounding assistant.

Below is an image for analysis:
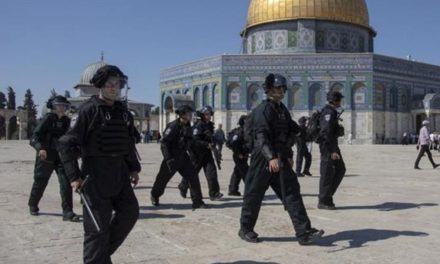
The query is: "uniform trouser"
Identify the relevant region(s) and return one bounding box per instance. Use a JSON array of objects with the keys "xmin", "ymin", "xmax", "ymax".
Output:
[
  {"xmin": 414, "ymin": 145, "xmax": 436, "ymax": 168},
  {"xmin": 151, "ymin": 154, "xmax": 203, "ymax": 204},
  {"xmin": 28, "ymin": 155, "xmax": 73, "ymax": 215},
  {"xmin": 179, "ymin": 156, "xmax": 220, "ymax": 198},
  {"xmin": 240, "ymin": 153, "xmax": 311, "ymax": 239},
  {"xmin": 296, "ymin": 144, "xmax": 312, "ymax": 174},
  {"xmin": 83, "ymin": 177, "xmax": 139, "ymax": 264},
  {"xmin": 319, "ymin": 145, "xmax": 346, "ymax": 205},
  {"xmin": 228, "ymin": 153, "xmax": 249, "ymax": 193}
]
